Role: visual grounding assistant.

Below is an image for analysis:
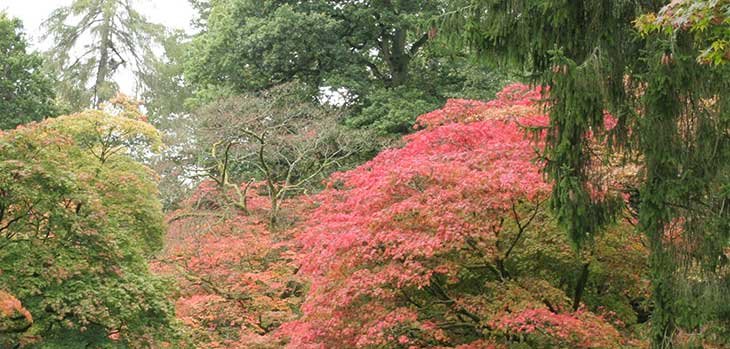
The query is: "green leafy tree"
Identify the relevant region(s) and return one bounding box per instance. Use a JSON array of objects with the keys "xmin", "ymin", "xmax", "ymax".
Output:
[
  {"xmin": 0, "ymin": 12, "xmax": 58, "ymax": 130},
  {"xmin": 43, "ymin": 0, "xmax": 163, "ymax": 110},
  {"xmin": 0, "ymin": 107, "xmax": 185, "ymax": 347},
  {"xmin": 441, "ymin": 1, "xmax": 730, "ymax": 347},
  {"xmin": 186, "ymin": 0, "xmax": 508, "ymax": 134},
  {"xmin": 637, "ymin": 0, "xmax": 730, "ymax": 66}
]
